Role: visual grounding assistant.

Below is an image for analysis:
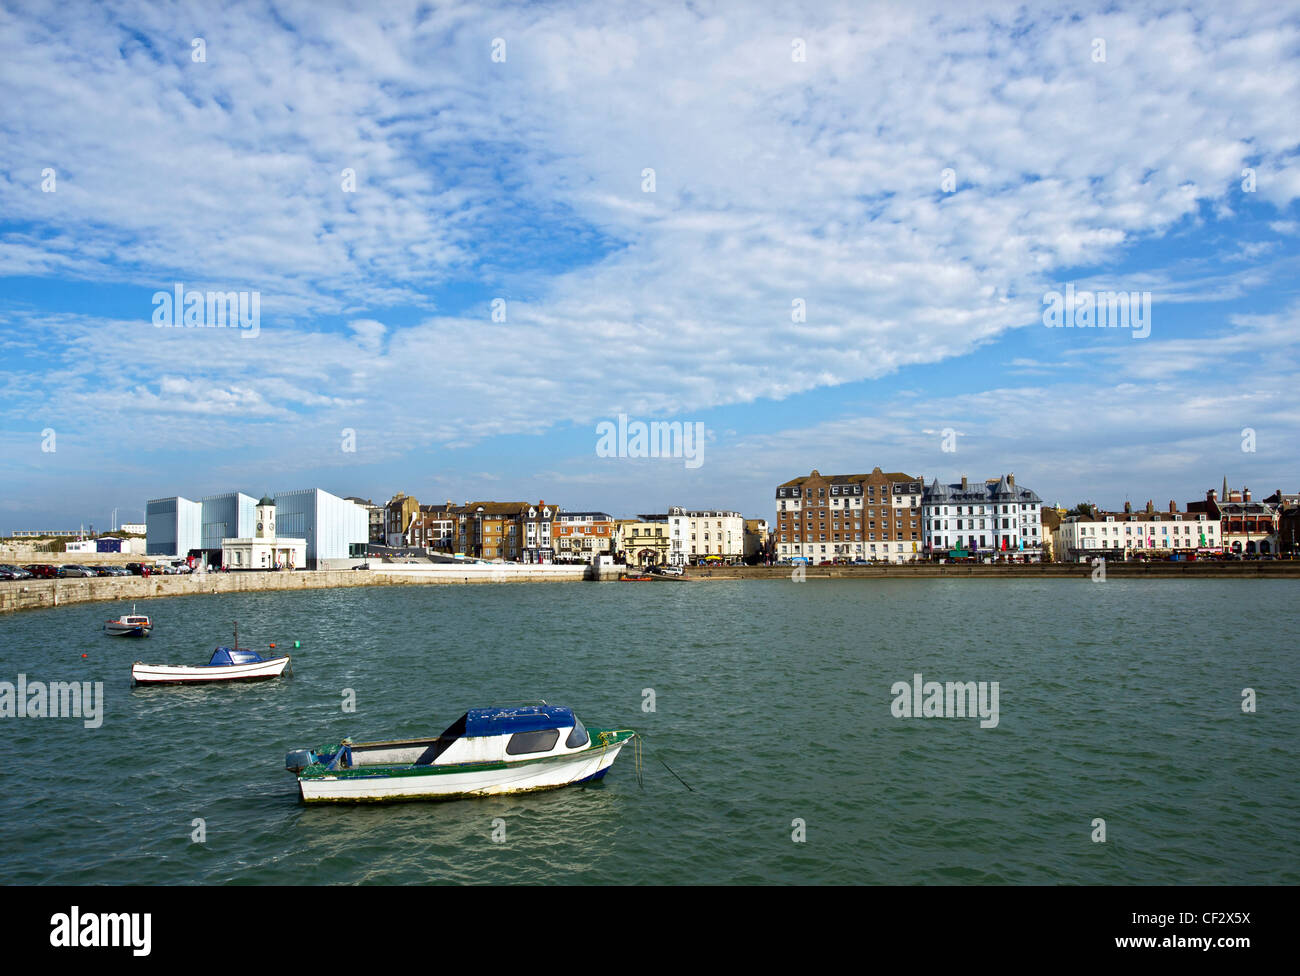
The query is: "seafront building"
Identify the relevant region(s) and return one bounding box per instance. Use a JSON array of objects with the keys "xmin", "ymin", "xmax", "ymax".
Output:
[
  {"xmin": 553, "ymin": 512, "xmax": 615, "ymax": 562},
  {"xmin": 667, "ymin": 507, "xmax": 744, "ymax": 565},
  {"xmin": 521, "ymin": 501, "xmax": 558, "ymax": 563},
  {"xmin": 395, "ymin": 499, "xmax": 561, "ymax": 562},
  {"xmin": 451, "ymin": 502, "xmax": 526, "ymax": 560},
  {"xmin": 197, "ymin": 491, "xmax": 257, "ymax": 565},
  {"xmin": 774, "ymin": 468, "xmax": 923, "ymax": 563},
  {"xmin": 220, "ymin": 496, "xmax": 307, "ymax": 570},
  {"xmin": 145, "ymin": 496, "xmax": 202, "ymax": 557},
  {"xmin": 617, "ymin": 516, "xmax": 671, "ymax": 568},
  {"xmin": 384, "ymin": 492, "xmax": 421, "ymax": 548},
  {"xmin": 921, "ymin": 474, "xmax": 1044, "ymax": 561},
  {"xmin": 1056, "ymin": 501, "xmax": 1219, "ymax": 561},
  {"xmin": 406, "ymin": 503, "xmax": 457, "ymax": 552},
  {"xmin": 343, "ymin": 496, "xmax": 385, "ymax": 545},
  {"xmin": 1187, "ymin": 483, "xmax": 1279, "ymax": 555},
  {"xmin": 146, "ymin": 489, "xmax": 366, "ymax": 568},
  {"xmin": 744, "ymin": 518, "xmax": 770, "ymax": 562},
  {"xmin": 1279, "ymin": 504, "xmax": 1300, "ymax": 555},
  {"xmin": 1039, "ymin": 506, "xmax": 1066, "ymax": 562}
]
